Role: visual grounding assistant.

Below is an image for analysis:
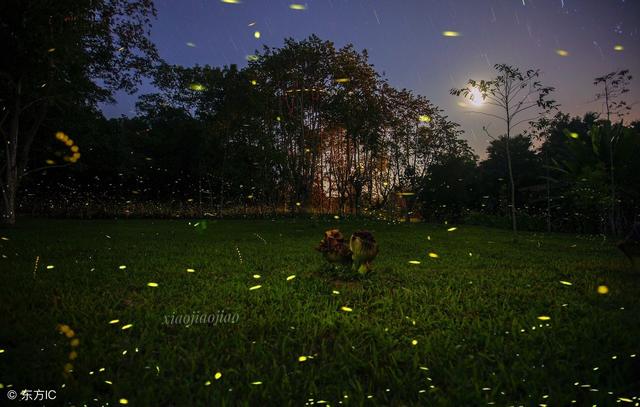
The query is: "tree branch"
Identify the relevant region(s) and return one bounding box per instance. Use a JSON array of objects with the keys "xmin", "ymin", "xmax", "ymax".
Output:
[
  {"xmin": 482, "ymin": 126, "xmax": 496, "ymax": 140},
  {"xmin": 512, "ymin": 115, "xmax": 544, "ymax": 128},
  {"xmin": 509, "ymin": 102, "xmax": 538, "ymax": 121},
  {"xmin": 21, "ymin": 163, "xmax": 71, "ymax": 177},
  {"xmin": 464, "ymin": 110, "xmax": 507, "ymax": 123}
]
